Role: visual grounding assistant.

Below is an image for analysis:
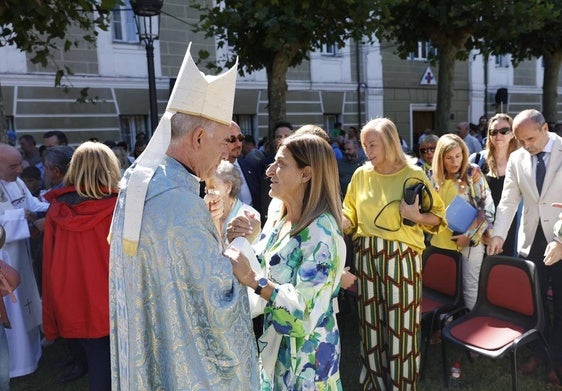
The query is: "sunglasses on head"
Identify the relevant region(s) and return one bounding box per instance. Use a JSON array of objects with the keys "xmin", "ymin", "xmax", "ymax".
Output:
[
  {"xmin": 489, "ymin": 127, "xmax": 511, "ymax": 136},
  {"xmin": 420, "ymin": 147, "xmax": 436, "ymax": 154},
  {"xmin": 227, "ymin": 134, "xmax": 245, "ymax": 143}
]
